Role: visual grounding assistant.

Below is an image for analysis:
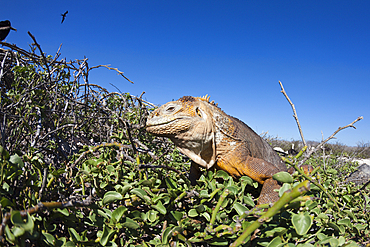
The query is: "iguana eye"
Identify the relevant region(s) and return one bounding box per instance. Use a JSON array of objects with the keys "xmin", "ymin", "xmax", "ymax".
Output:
[
  {"xmin": 196, "ymin": 107, "xmax": 202, "ymax": 117},
  {"xmin": 166, "ymin": 106, "xmax": 176, "ymax": 112}
]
